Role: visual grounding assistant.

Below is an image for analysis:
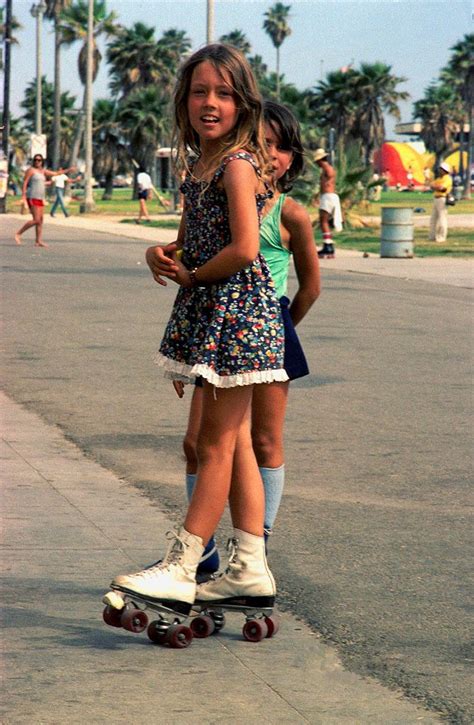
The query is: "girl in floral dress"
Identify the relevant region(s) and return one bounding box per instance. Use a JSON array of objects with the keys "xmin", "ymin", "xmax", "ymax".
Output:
[{"xmin": 111, "ymin": 45, "xmax": 287, "ymax": 616}]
